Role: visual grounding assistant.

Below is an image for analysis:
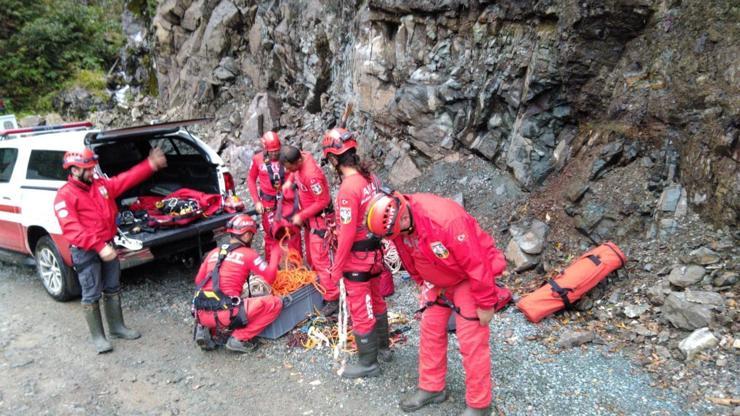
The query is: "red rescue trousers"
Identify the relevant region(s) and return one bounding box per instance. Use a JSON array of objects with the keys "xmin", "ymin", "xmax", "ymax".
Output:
[
  {"xmin": 307, "ymin": 230, "xmax": 338, "ymax": 301},
  {"xmin": 196, "ymin": 295, "xmax": 283, "ymax": 341},
  {"xmin": 379, "ymin": 267, "xmax": 395, "ymax": 298},
  {"xmin": 262, "ymin": 210, "xmax": 301, "ymax": 259},
  {"xmin": 345, "ymin": 274, "xmax": 388, "ymax": 334},
  {"xmin": 418, "ymin": 280, "xmax": 492, "ymax": 408}
]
